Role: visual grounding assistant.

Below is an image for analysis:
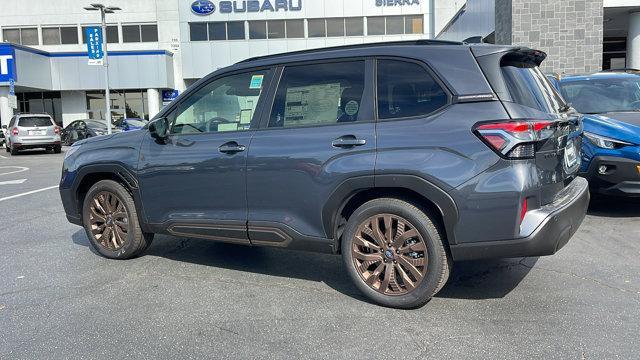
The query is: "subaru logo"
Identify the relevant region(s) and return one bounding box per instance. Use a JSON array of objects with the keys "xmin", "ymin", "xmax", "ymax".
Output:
[{"xmin": 191, "ymin": 0, "xmax": 216, "ymax": 15}]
